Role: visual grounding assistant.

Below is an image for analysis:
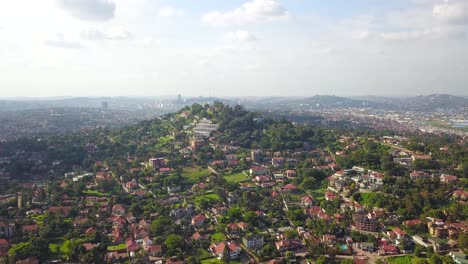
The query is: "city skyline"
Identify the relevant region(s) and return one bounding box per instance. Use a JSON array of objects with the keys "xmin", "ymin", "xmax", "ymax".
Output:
[{"xmin": 1, "ymin": 0, "xmax": 467, "ymax": 97}]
